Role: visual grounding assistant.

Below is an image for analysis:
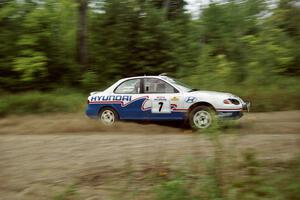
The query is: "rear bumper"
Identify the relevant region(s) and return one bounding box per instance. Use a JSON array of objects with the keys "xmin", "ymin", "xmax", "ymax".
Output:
[{"xmin": 86, "ymin": 104, "xmax": 101, "ymax": 119}]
